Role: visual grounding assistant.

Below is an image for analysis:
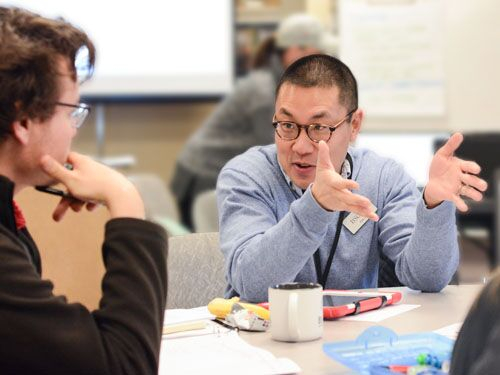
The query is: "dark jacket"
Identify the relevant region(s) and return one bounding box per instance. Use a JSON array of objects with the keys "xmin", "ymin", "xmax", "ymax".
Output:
[
  {"xmin": 0, "ymin": 175, "xmax": 168, "ymax": 375},
  {"xmin": 451, "ymin": 273, "xmax": 500, "ymax": 375}
]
